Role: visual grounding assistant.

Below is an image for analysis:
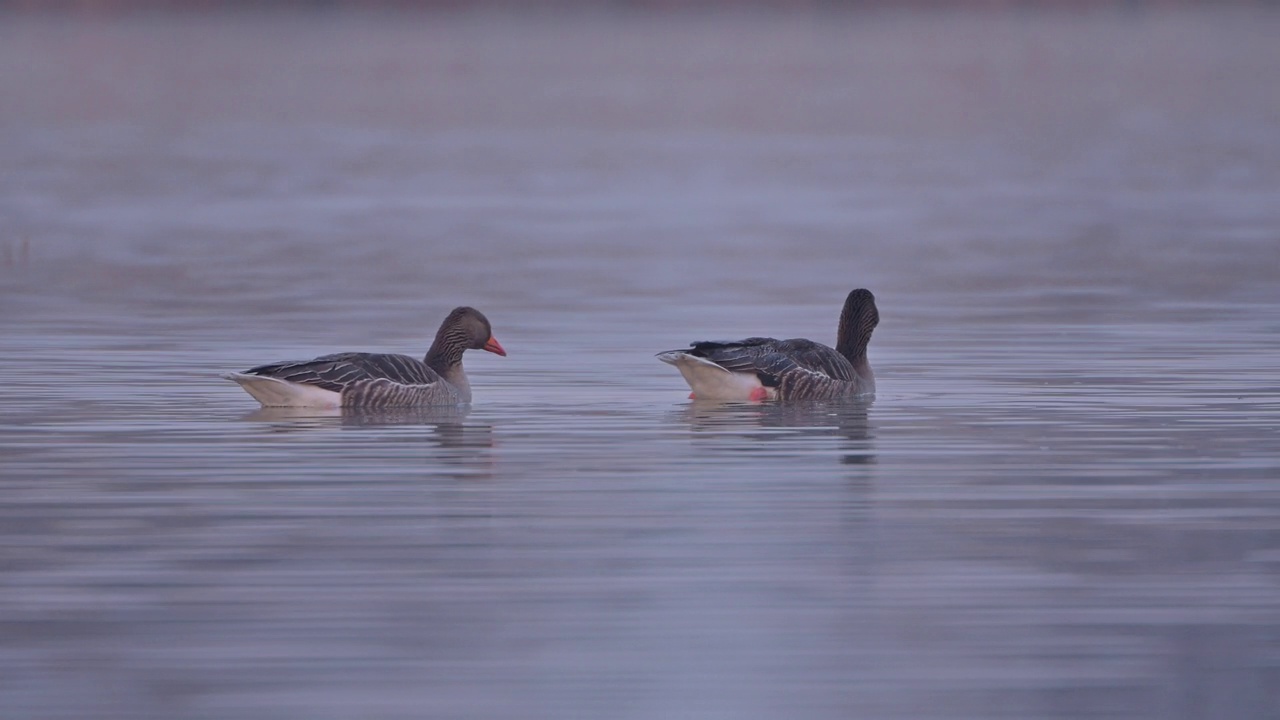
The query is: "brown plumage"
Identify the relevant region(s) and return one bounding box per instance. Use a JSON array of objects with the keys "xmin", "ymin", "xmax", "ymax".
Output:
[
  {"xmin": 658, "ymin": 288, "xmax": 879, "ymax": 402},
  {"xmin": 225, "ymin": 306, "xmax": 506, "ymax": 408}
]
